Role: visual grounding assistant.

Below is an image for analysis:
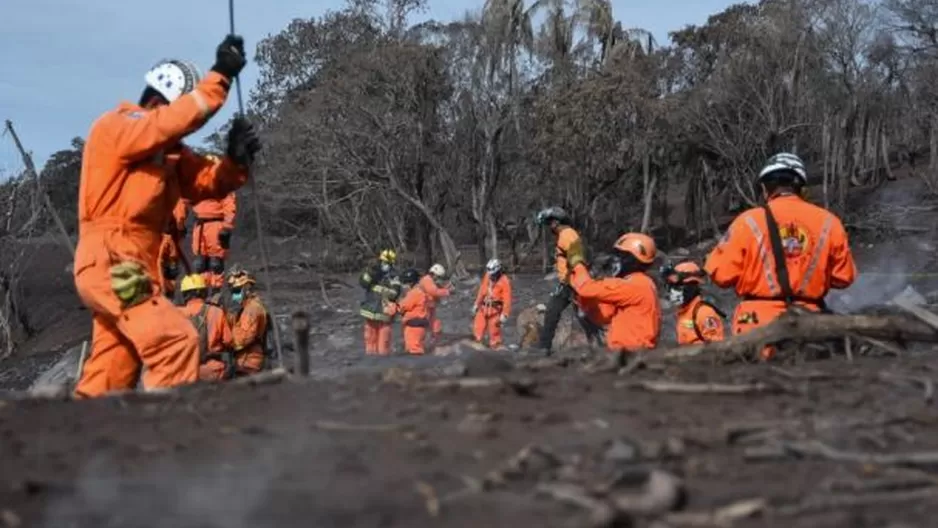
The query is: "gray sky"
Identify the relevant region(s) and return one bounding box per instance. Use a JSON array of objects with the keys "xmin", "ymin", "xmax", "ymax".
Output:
[{"xmin": 0, "ymin": 0, "xmax": 740, "ymax": 171}]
